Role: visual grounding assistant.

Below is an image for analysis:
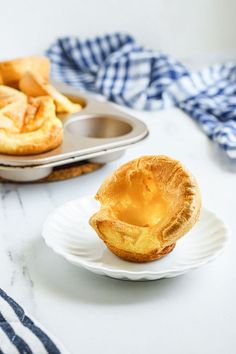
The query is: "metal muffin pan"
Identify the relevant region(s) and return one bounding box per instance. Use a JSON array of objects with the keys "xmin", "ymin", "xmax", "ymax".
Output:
[{"xmin": 0, "ymin": 83, "xmax": 148, "ymax": 181}]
